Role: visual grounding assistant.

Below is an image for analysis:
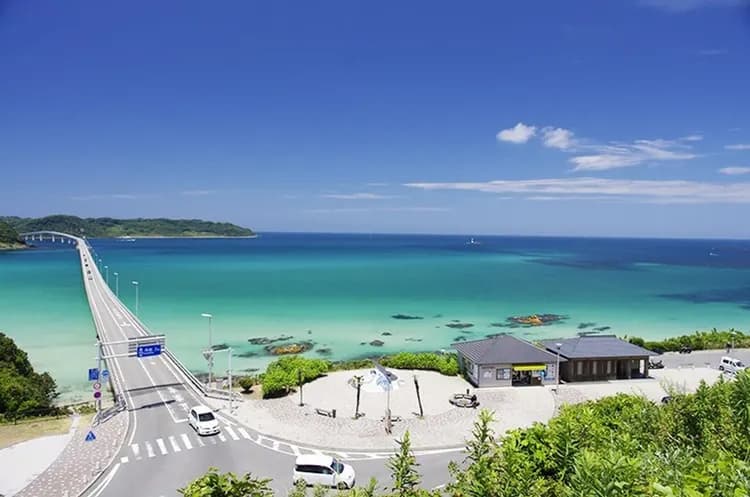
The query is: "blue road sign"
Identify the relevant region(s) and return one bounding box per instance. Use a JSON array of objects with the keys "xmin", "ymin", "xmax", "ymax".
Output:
[
  {"xmin": 88, "ymin": 368, "xmax": 99, "ymax": 381},
  {"xmin": 101, "ymin": 369, "xmax": 110, "ymax": 382},
  {"xmin": 137, "ymin": 344, "xmax": 162, "ymax": 358},
  {"xmin": 85, "ymin": 431, "xmax": 96, "ymax": 442}
]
